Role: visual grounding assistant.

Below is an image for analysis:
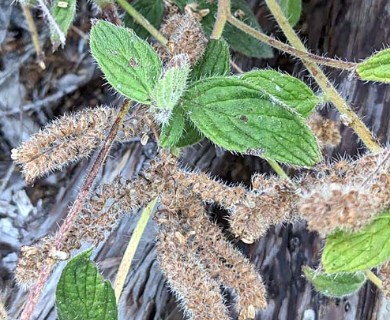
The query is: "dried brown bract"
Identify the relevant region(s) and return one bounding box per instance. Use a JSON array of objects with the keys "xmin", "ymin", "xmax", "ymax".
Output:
[{"xmin": 308, "ymin": 113, "xmax": 341, "ymax": 149}]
